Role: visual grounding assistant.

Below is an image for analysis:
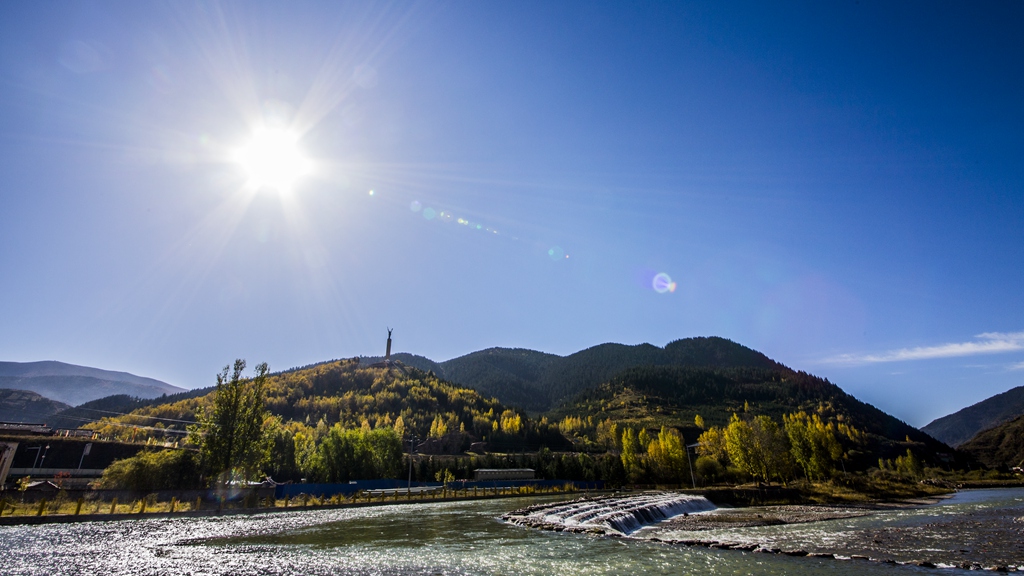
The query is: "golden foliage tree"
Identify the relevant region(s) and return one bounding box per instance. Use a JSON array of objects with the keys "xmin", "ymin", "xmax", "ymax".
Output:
[{"xmin": 188, "ymin": 360, "xmax": 273, "ymax": 483}]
